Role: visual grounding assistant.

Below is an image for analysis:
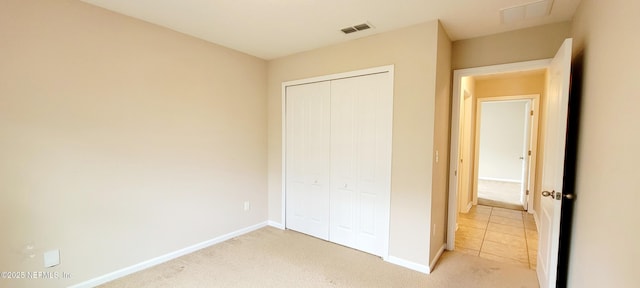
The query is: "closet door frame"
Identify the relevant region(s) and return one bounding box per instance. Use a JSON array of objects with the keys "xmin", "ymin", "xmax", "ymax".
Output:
[{"xmin": 281, "ymin": 65, "xmax": 394, "ymax": 259}]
